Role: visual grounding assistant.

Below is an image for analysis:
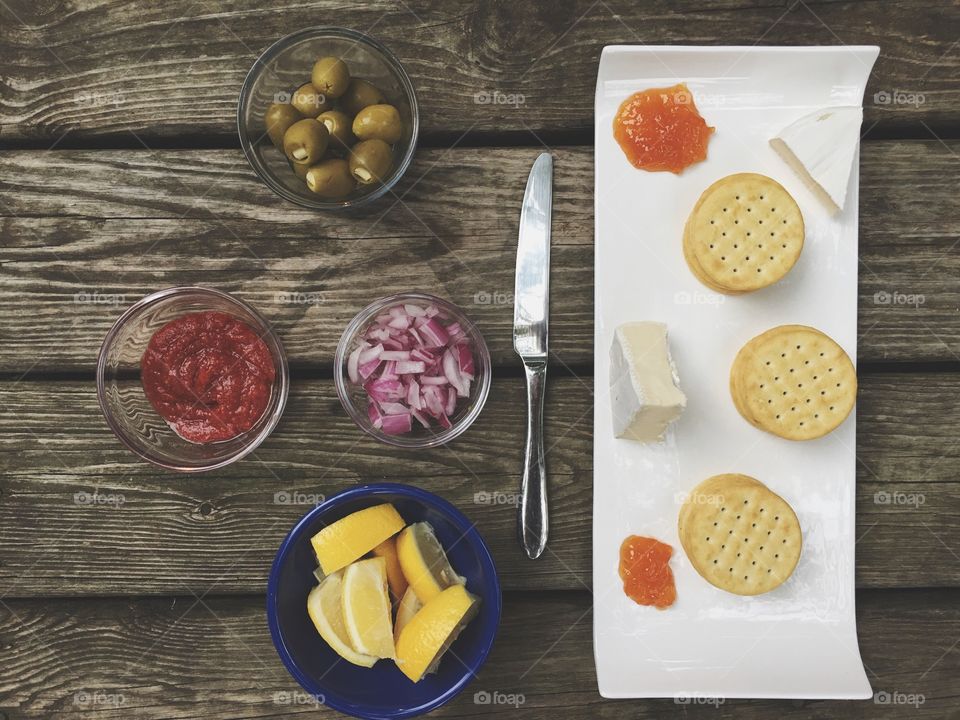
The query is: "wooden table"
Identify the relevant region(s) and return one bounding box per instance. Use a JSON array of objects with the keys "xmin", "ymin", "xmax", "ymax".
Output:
[{"xmin": 1, "ymin": 1, "xmax": 958, "ymax": 717}]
